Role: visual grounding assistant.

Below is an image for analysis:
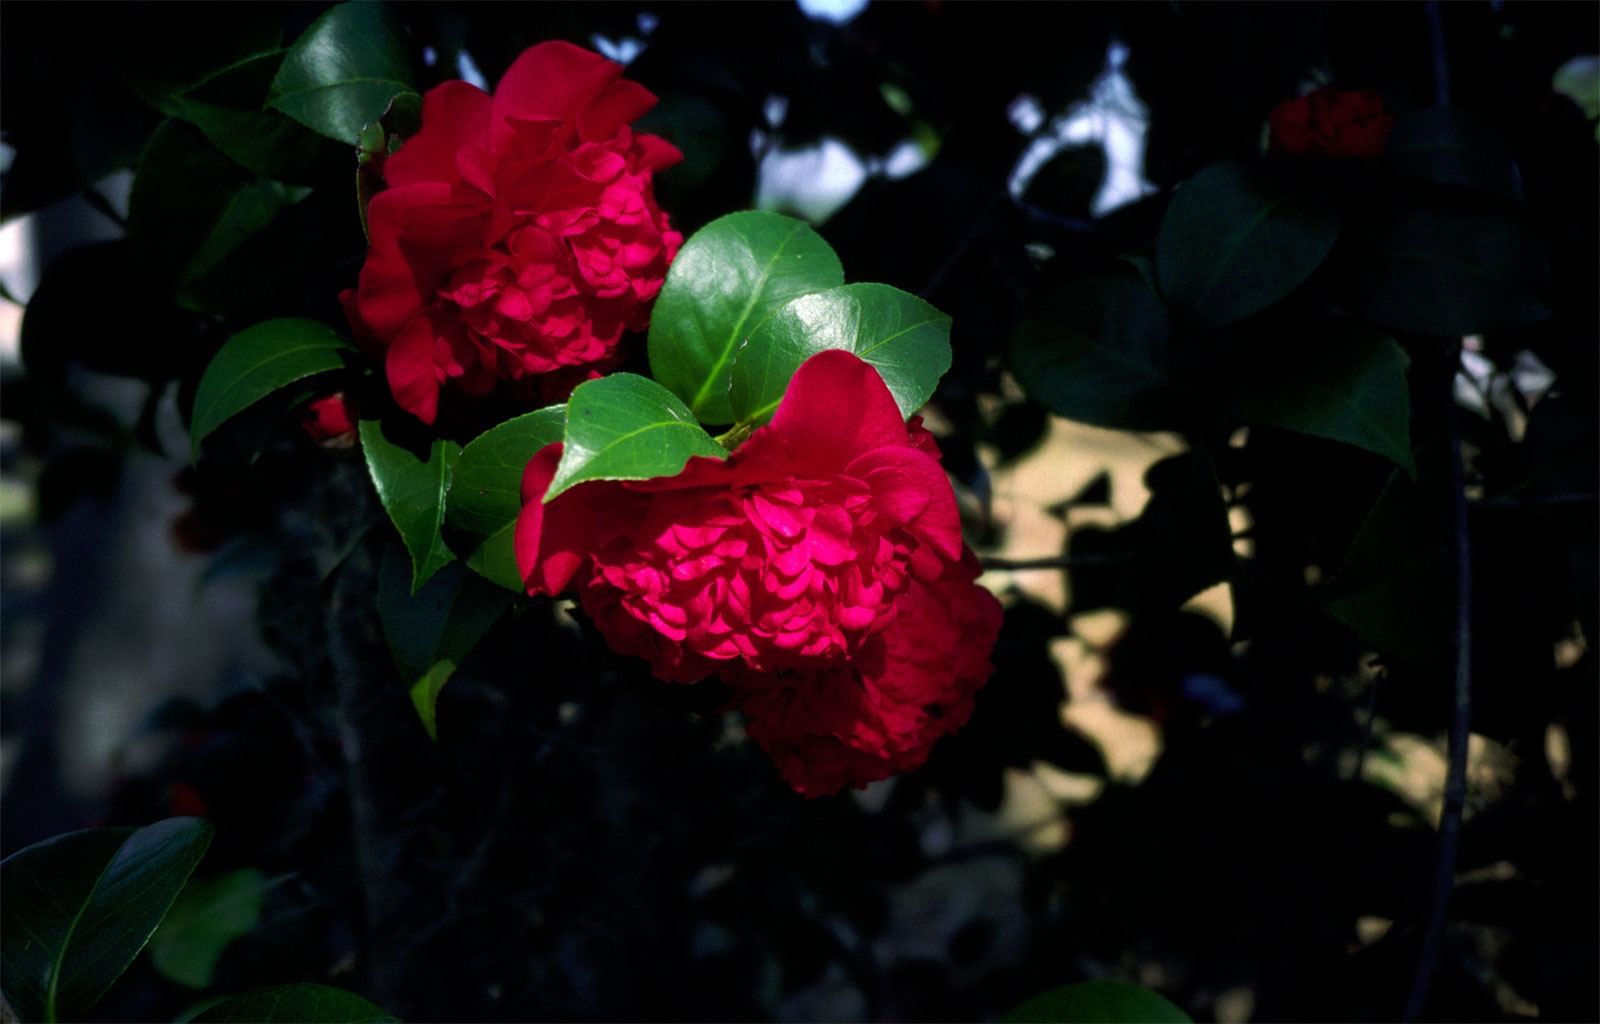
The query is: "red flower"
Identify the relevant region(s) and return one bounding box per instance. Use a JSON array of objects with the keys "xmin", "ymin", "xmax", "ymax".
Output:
[
  {"xmin": 738, "ymin": 550, "xmax": 1002, "ymax": 797},
  {"xmin": 515, "ymin": 350, "xmax": 1000, "ymax": 795},
  {"xmin": 342, "ymin": 41, "xmax": 683, "ymax": 424},
  {"xmin": 517, "ymin": 349, "xmax": 964, "ymax": 681},
  {"xmin": 300, "ymin": 391, "xmax": 357, "ymax": 447},
  {"xmin": 1268, "ymin": 87, "xmax": 1394, "ymax": 161}
]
